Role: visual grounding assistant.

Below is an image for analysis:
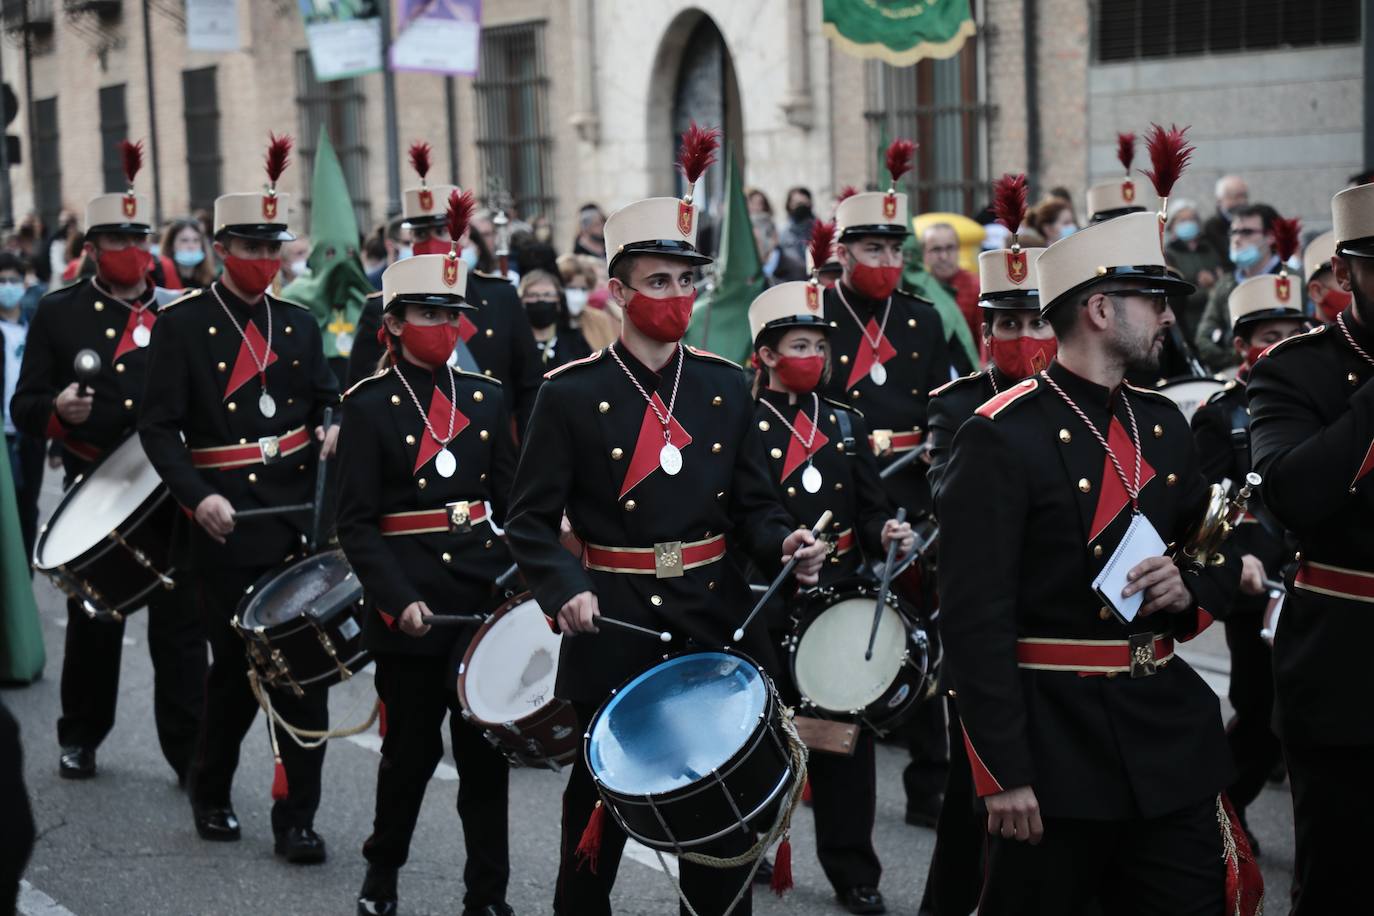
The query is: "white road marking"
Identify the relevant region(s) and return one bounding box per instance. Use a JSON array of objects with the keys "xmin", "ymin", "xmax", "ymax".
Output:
[
  {"xmin": 18, "ymin": 880, "xmax": 78, "ymax": 916},
  {"xmin": 623, "ymin": 840, "xmax": 679, "ymax": 877}
]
